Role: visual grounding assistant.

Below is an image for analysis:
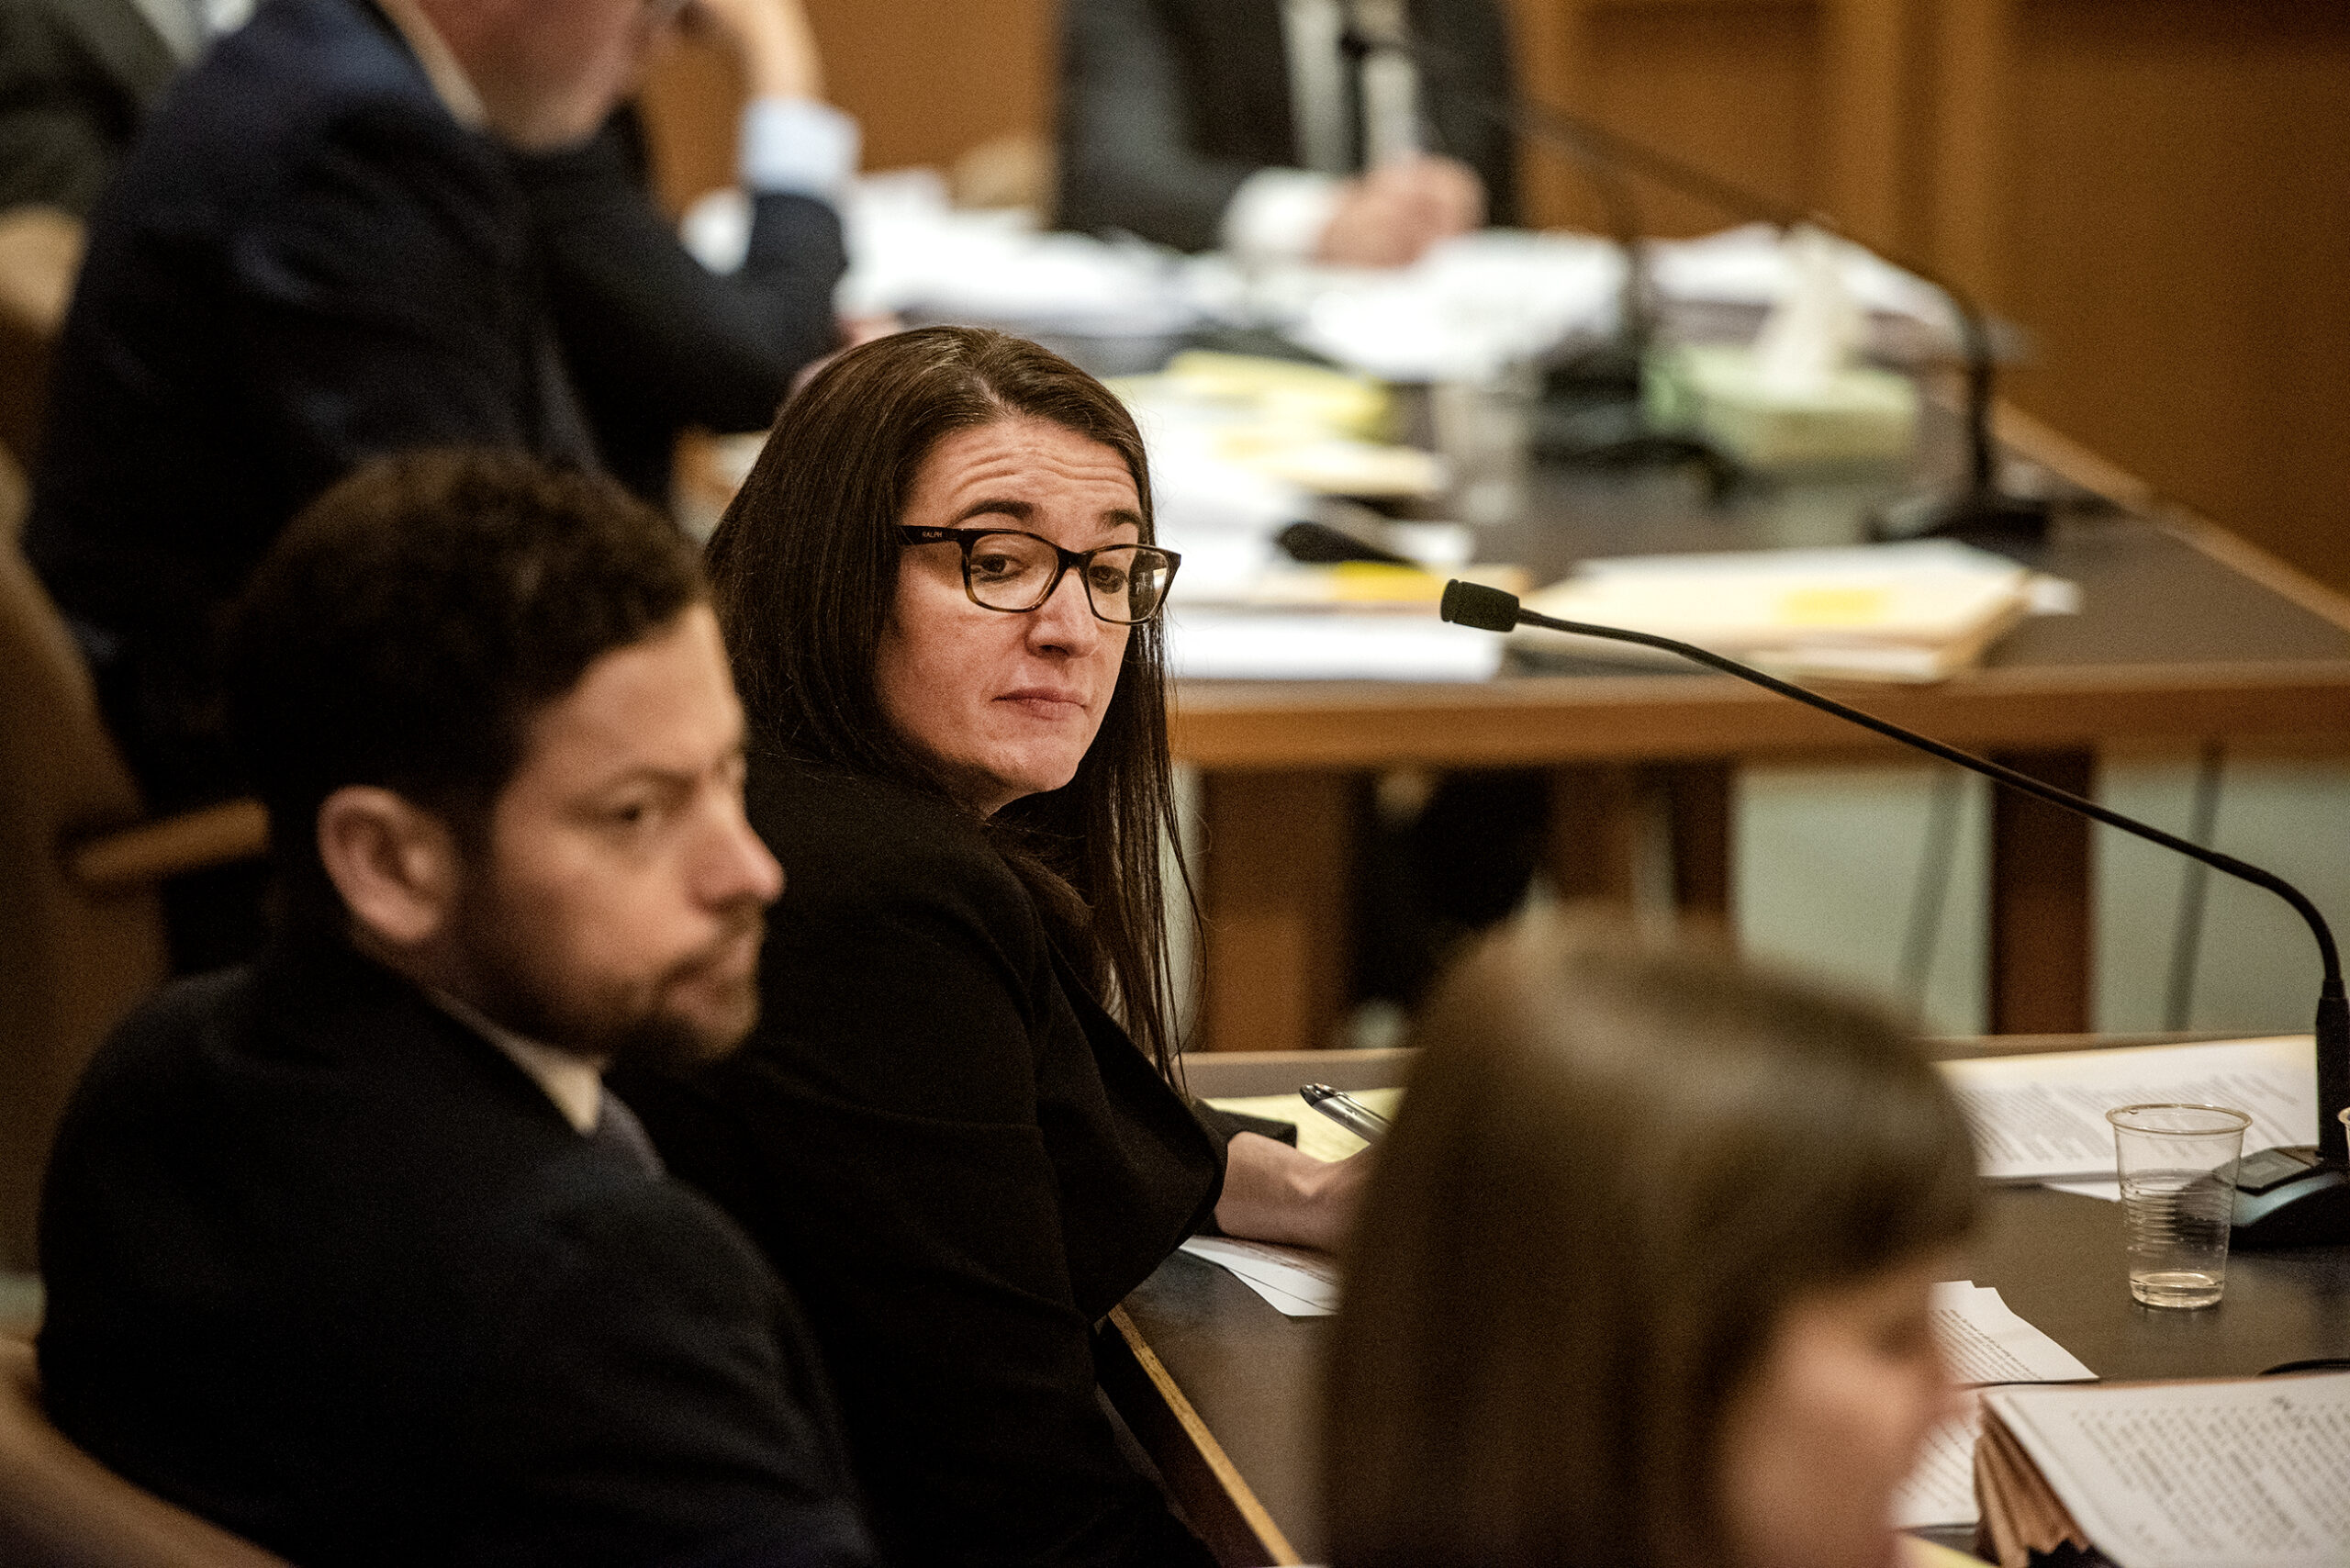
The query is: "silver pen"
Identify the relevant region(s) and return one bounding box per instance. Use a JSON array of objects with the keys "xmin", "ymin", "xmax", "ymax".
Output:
[{"xmin": 1300, "ymin": 1083, "xmax": 1393, "ymax": 1144}]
